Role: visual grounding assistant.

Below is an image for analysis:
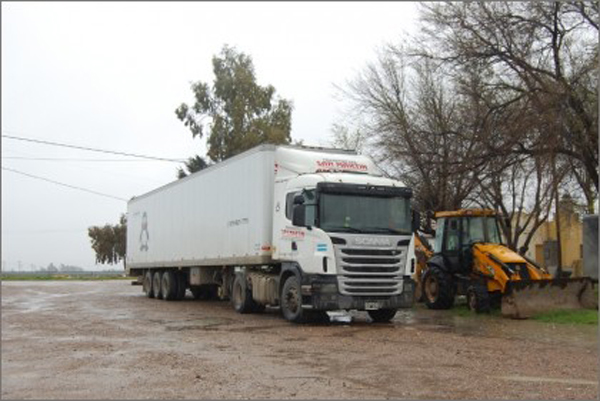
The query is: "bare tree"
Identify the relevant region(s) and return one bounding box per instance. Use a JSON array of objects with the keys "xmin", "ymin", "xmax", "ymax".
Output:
[{"xmin": 419, "ymin": 1, "xmax": 598, "ymax": 211}]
